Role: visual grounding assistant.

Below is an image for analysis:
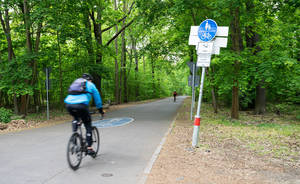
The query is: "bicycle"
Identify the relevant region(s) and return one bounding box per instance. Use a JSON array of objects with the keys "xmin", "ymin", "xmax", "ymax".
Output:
[{"xmin": 66, "ymin": 114, "xmax": 101, "ymax": 170}]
